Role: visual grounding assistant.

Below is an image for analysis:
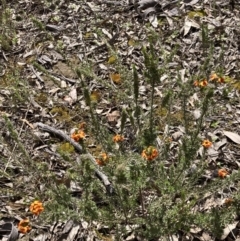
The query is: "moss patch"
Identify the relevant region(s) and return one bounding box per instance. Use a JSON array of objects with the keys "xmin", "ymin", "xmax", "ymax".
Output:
[{"xmin": 50, "ymin": 106, "xmax": 71, "ymax": 123}]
